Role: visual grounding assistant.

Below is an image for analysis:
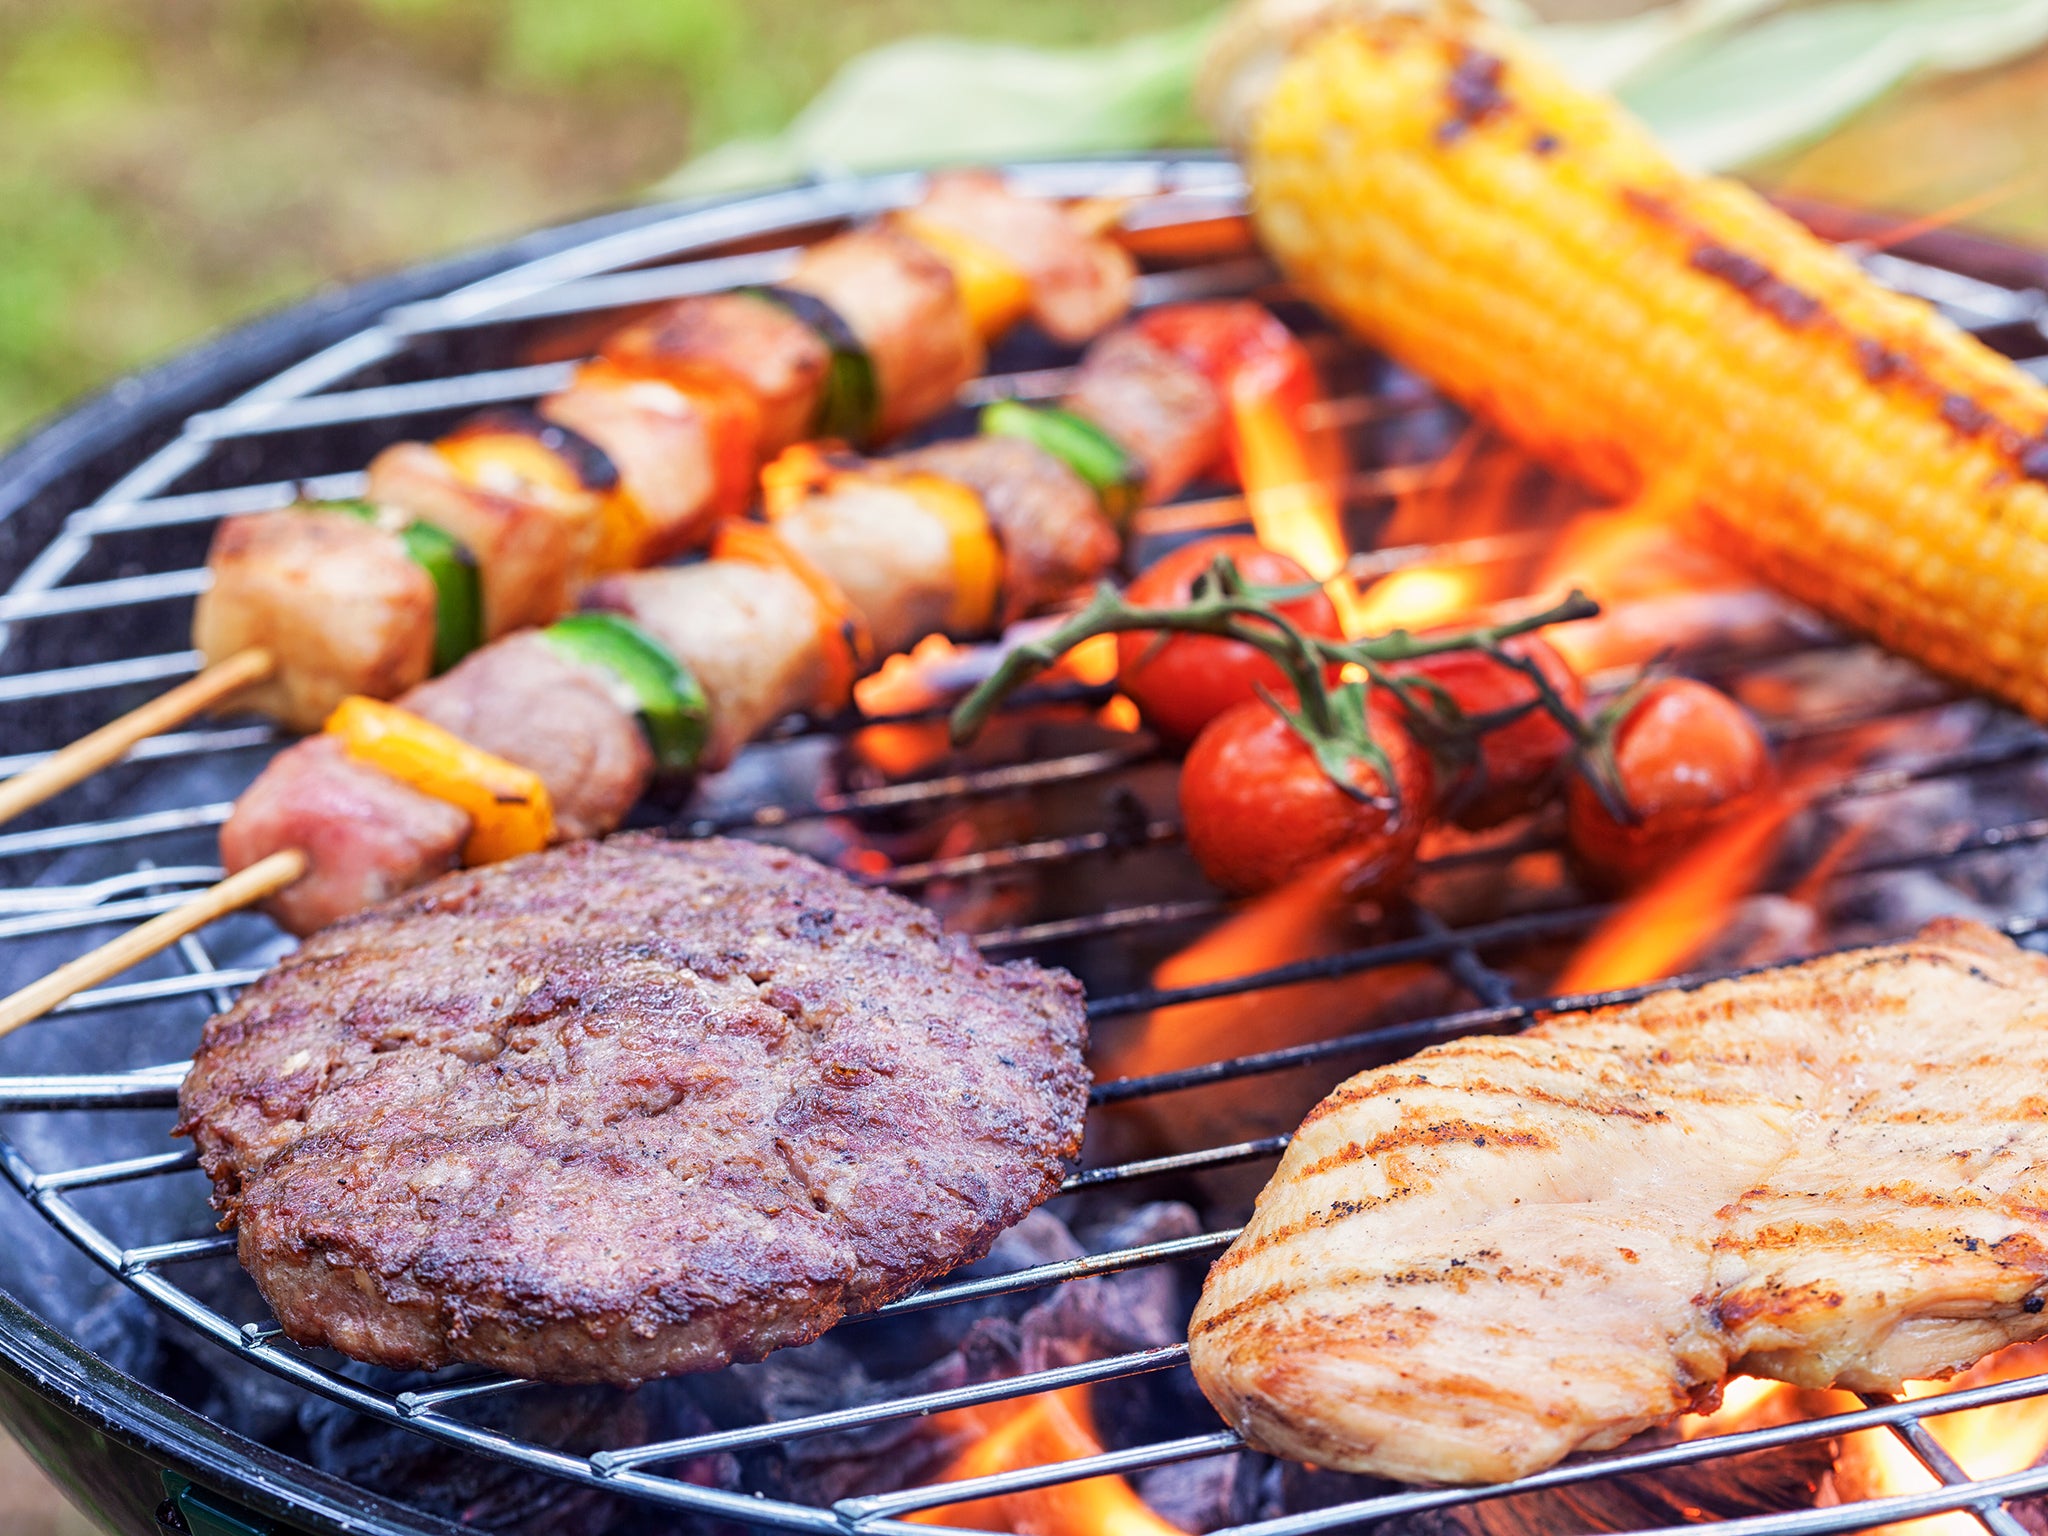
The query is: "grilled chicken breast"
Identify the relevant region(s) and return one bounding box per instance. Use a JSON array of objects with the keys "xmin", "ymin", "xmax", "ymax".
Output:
[{"xmin": 1189, "ymin": 919, "xmax": 2048, "ymax": 1485}]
